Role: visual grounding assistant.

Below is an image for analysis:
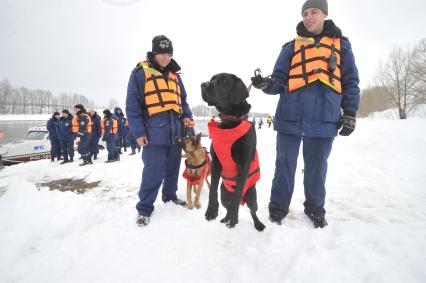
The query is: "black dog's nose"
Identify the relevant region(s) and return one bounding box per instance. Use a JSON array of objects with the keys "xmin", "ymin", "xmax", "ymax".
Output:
[{"xmin": 201, "ymin": 82, "xmax": 211, "ymax": 89}]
